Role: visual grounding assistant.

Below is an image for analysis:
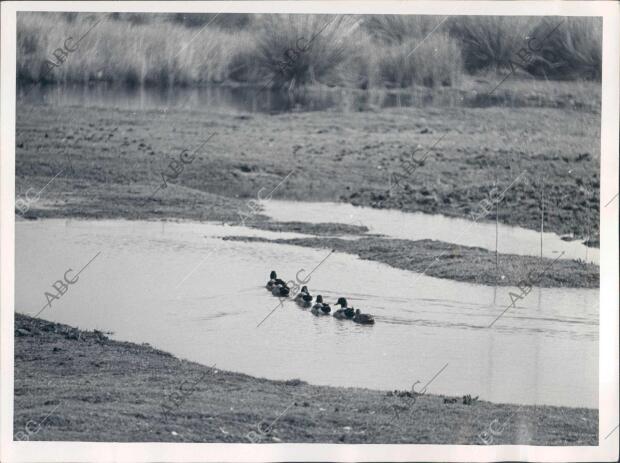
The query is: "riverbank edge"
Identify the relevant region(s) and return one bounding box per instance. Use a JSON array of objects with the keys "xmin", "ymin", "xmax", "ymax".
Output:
[{"xmin": 13, "ymin": 313, "xmax": 598, "ymax": 444}]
